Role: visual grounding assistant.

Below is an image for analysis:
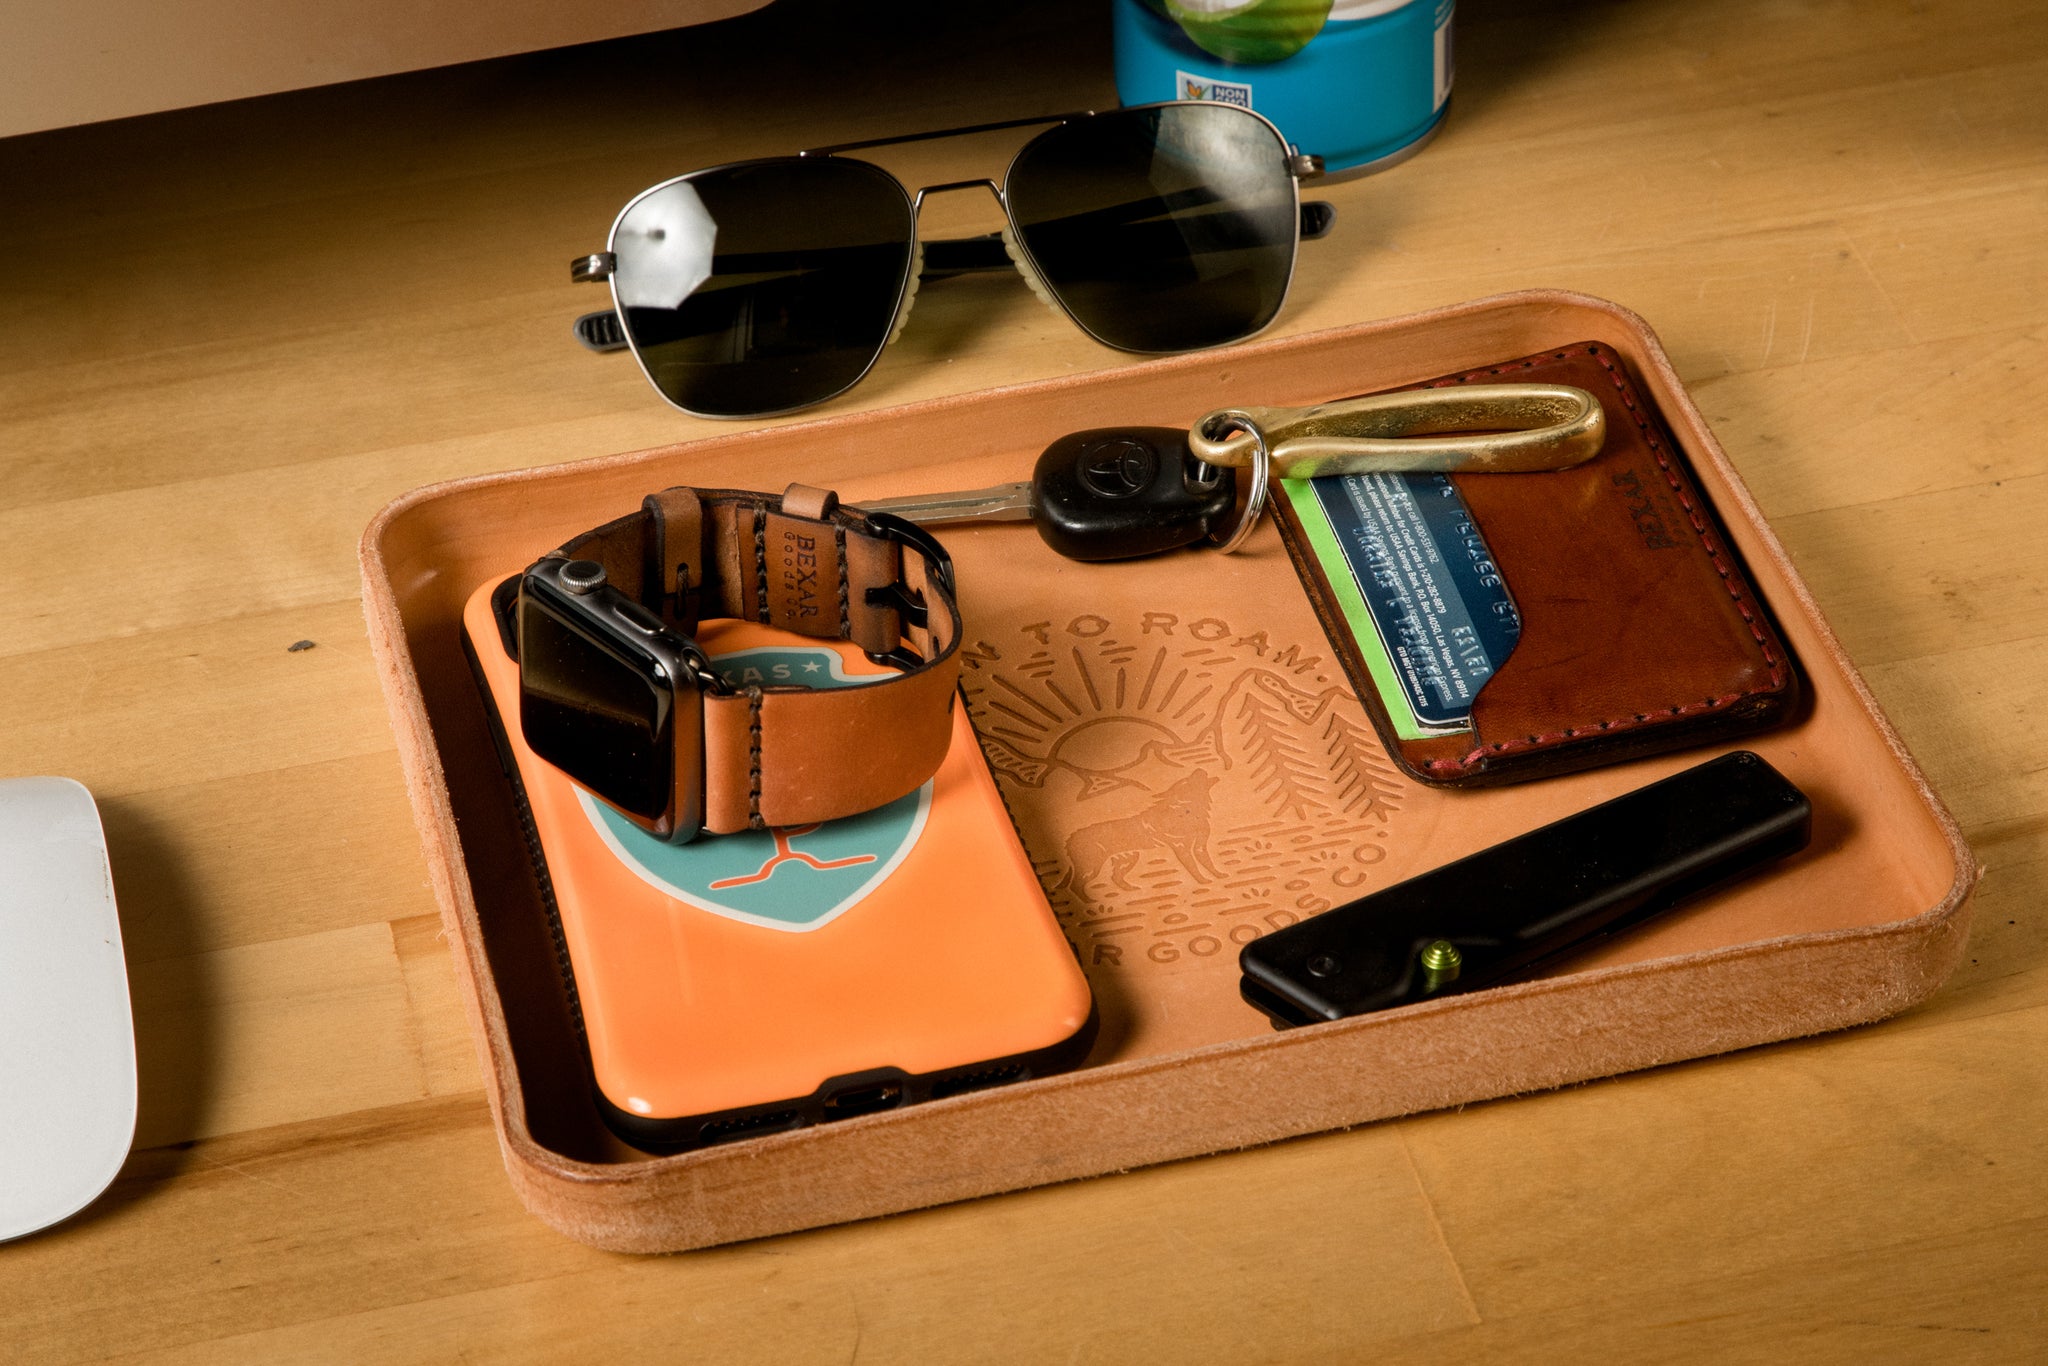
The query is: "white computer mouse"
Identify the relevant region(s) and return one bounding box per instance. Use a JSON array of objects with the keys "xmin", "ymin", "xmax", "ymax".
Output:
[{"xmin": 0, "ymin": 777, "xmax": 136, "ymax": 1241}]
